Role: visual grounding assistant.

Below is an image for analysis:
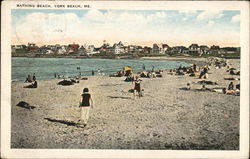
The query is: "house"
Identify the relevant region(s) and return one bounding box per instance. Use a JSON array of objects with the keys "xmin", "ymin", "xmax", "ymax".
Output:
[
  {"xmin": 162, "ymin": 44, "xmax": 170, "ymax": 54},
  {"xmin": 78, "ymin": 45, "xmax": 86, "ymax": 55},
  {"xmin": 68, "ymin": 43, "xmax": 80, "ymax": 53},
  {"xmin": 221, "ymin": 47, "xmax": 239, "ymax": 54},
  {"xmin": 86, "ymin": 48, "xmax": 100, "ymax": 56},
  {"xmin": 27, "ymin": 43, "xmax": 39, "ymax": 52},
  {"xmin": 170, "ymin": 46, "xmax": 188, "ymax": 54},
  {"xmin": 143, "ymin": 46, "xmax": 152, "ymax": 54},
  {"xmin": 113, "ymin": 41, "xmax": 125, "ymax": 54},
  {"xmin": 209, "ymin": 45, "xmax": 221, "ymax": 54},
  {"xmin": 152, "ymin": 44, "xmax": 170, "ymax": 54},
  {"xmin": 199, "ymin": 45, "xmax": 210, "ymax": 55},
  {"xmin": 46, "ymin": 50, "xmax": 54, "ymax": 54},
  {"xmin": 57, "ymin": 45, "xmax": 67, "ymax": 54},
  {"xmin": 99, "ymin": 43, "xmax": 110, "ymax": 53},
  {"xmin": 188, "ymin": 44, "xmax": 199, "ymax": 55},
  {"xmin": 11, "ymin": 45, "xmax": 27, "ymax": 53},
  {"xmin": 84, "ymin": 45, "xmax": 95, "ymax": 54},
  {"xmin": 128, "ymin": 45, "xmax": 136, "ymax": 54}
]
